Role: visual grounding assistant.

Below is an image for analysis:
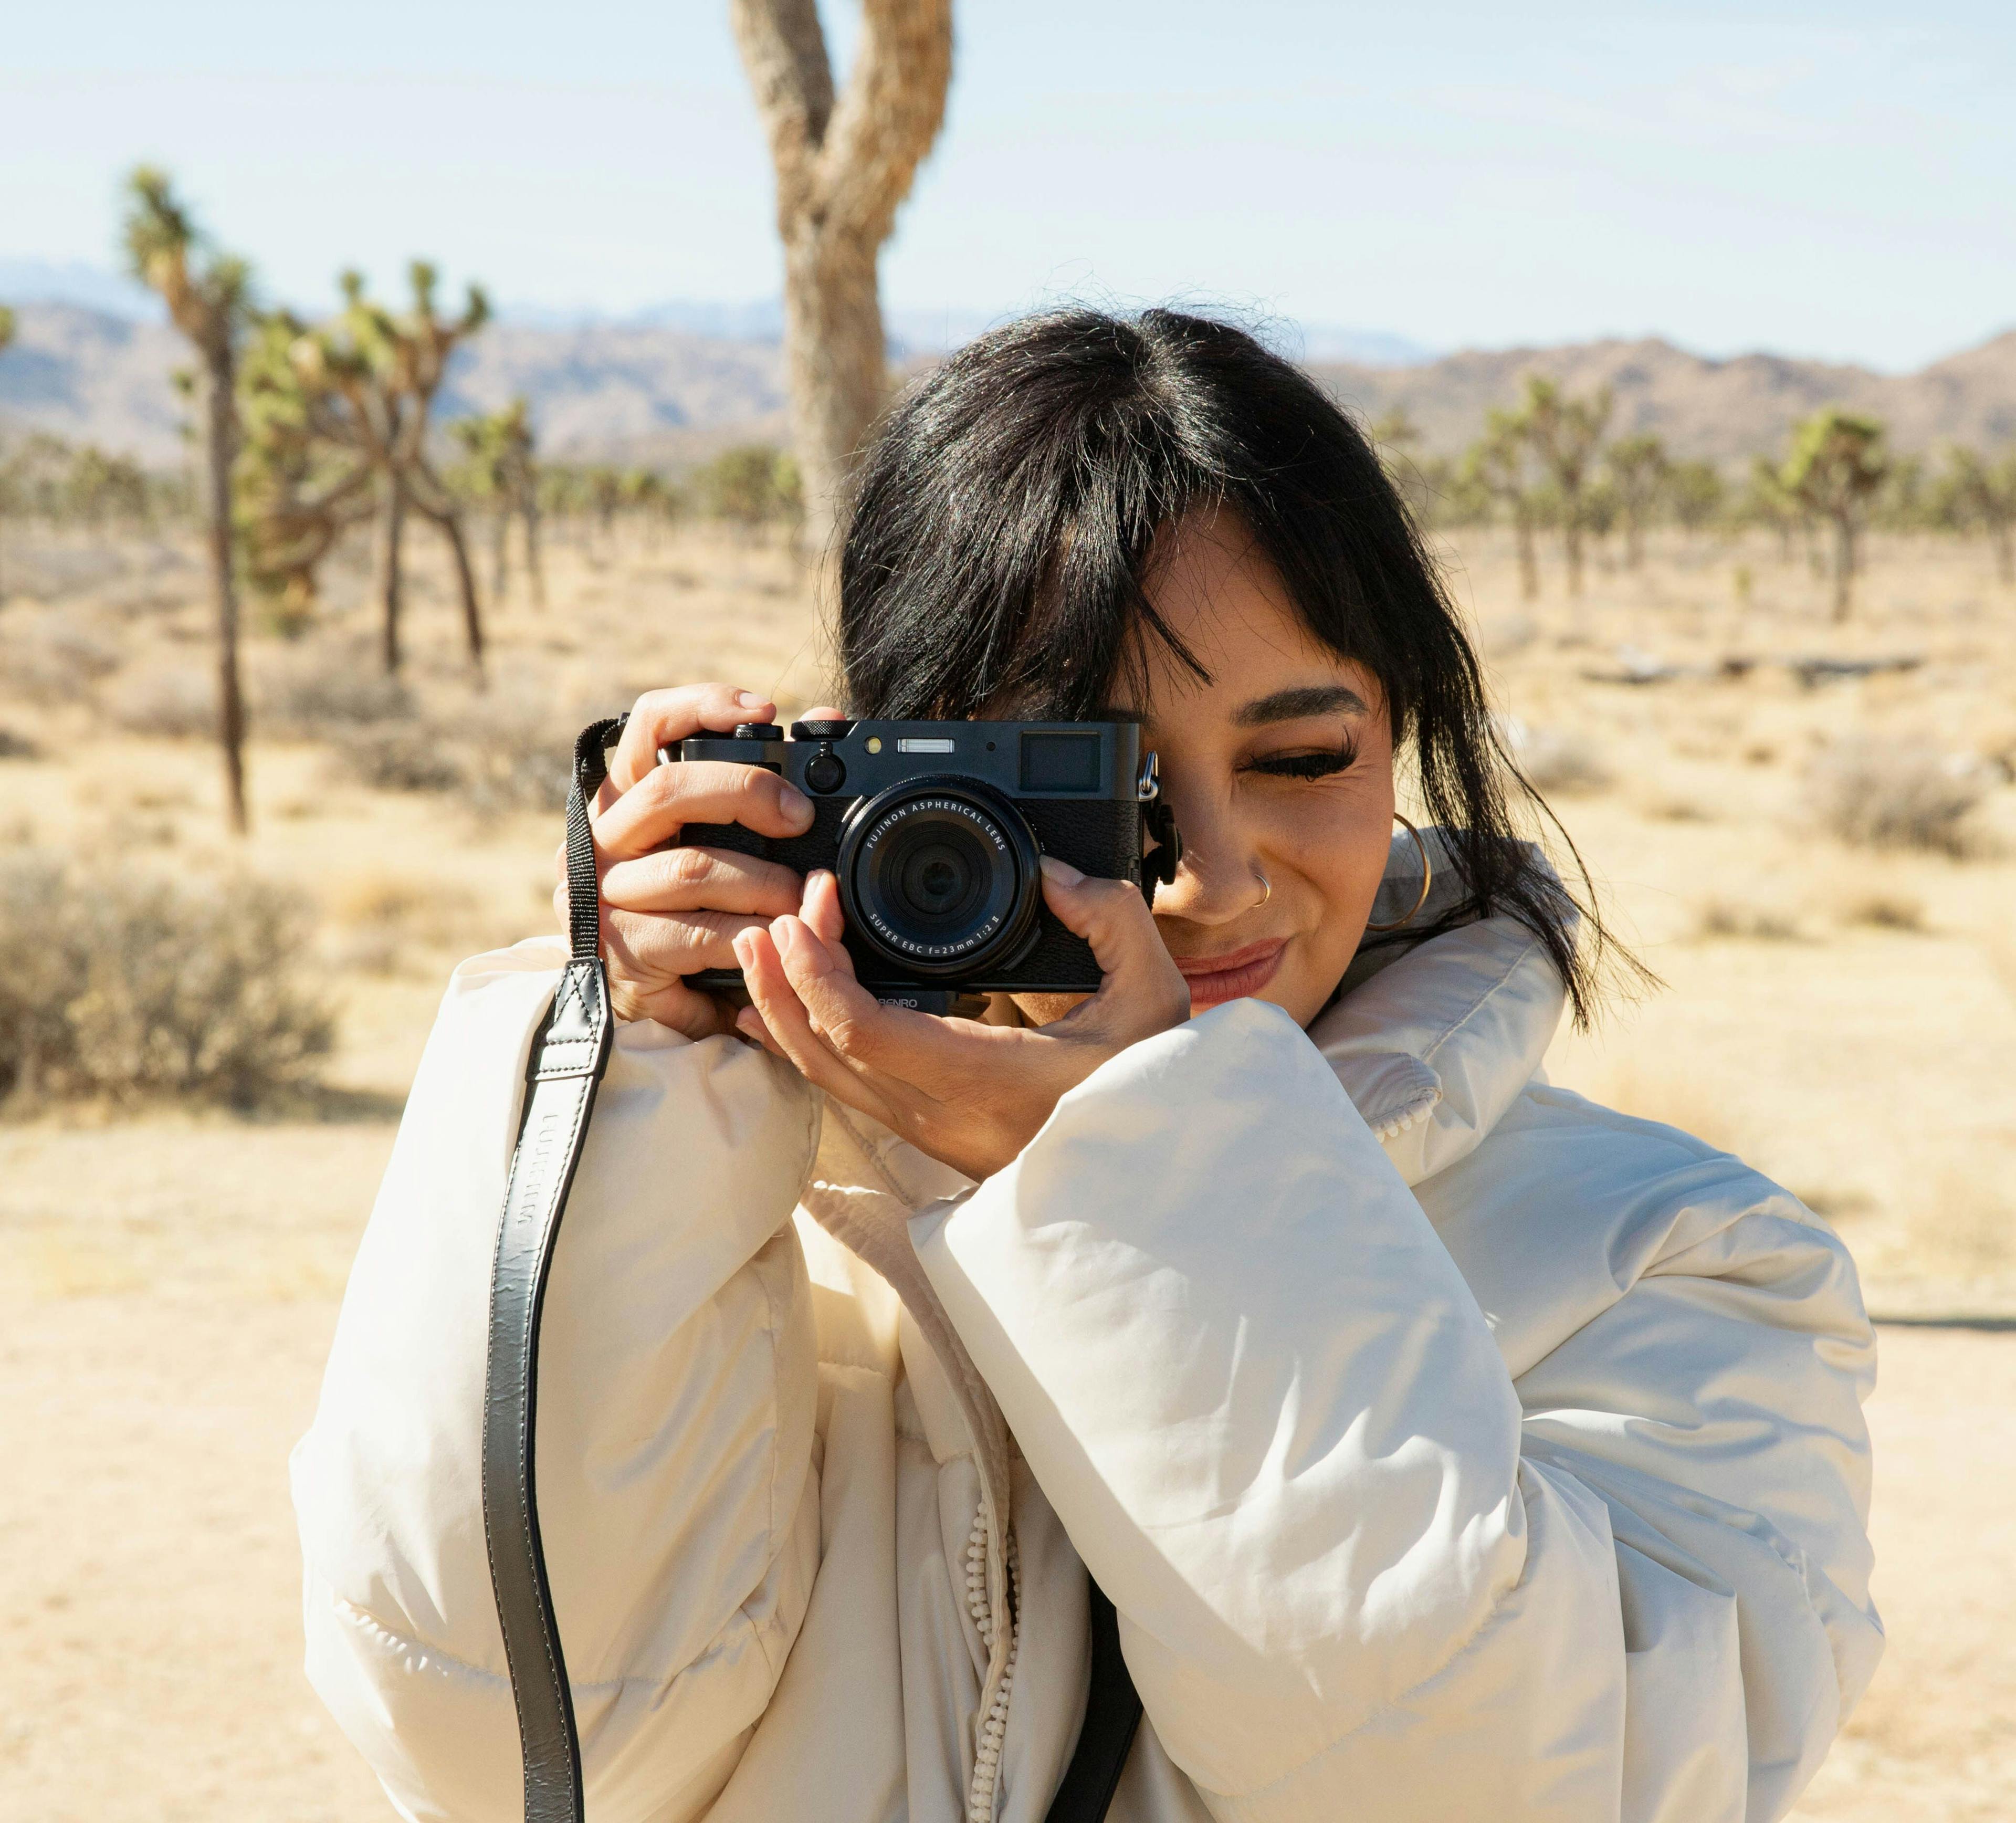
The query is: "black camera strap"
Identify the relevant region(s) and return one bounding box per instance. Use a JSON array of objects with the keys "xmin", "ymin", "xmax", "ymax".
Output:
[
  {"xmin": 481, "ymin": 716, "xmax": 623, "ymax": 1823},
  {"xmin": 482, "ymin": 716, "xmax": 1141, "ymax": 1823}
]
